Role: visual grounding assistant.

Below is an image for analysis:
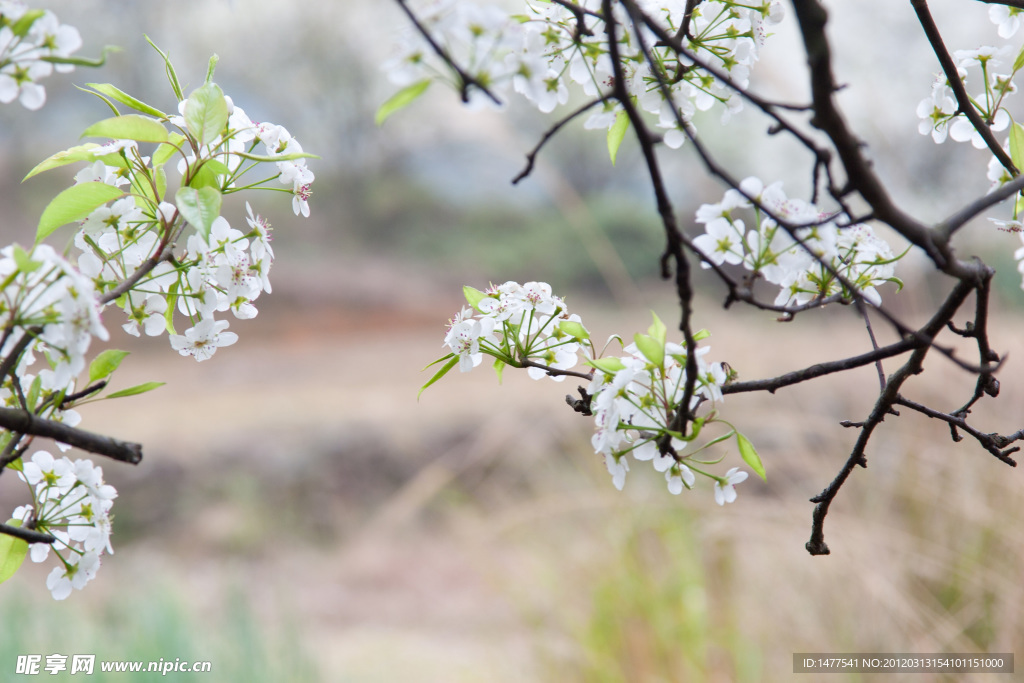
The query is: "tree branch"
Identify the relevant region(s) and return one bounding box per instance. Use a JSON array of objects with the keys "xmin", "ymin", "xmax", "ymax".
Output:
[{"xmin": 0, "ymin": 408, "xmax": 142, "ymax": 464}]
